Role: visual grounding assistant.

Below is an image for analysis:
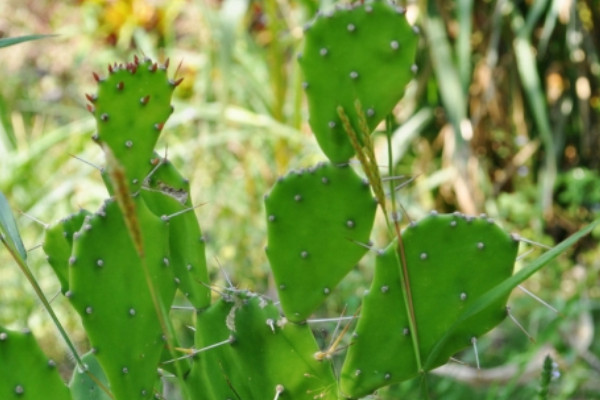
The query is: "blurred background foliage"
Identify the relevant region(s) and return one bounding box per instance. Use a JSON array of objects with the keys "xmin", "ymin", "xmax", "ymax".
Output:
[{"xmin": 0, "ymin": 0, "xmax": 599, "ymax": 398}]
